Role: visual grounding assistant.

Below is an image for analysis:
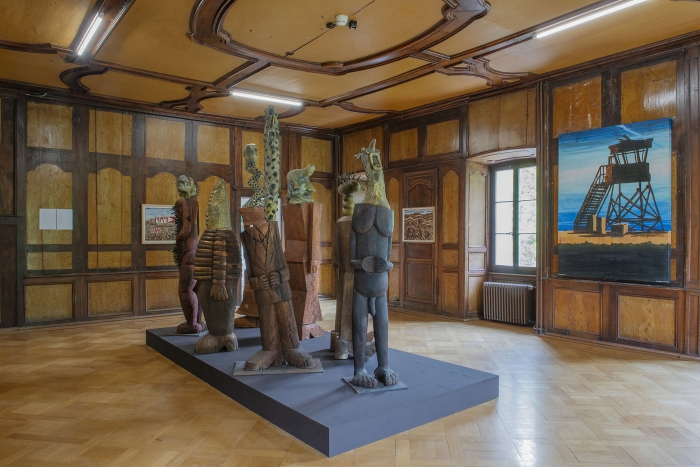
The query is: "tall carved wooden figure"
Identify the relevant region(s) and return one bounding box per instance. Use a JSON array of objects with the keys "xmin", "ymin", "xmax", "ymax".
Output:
[
  {"xmin": 236, "ymin": 143, "xmax": 267, "ymax": 328},
  {"xmin": 241, "ymin": 208, "xmax": 314, "ymax": 370},
  {"xmin": 173, "ymin": 175, "xmax": 204, "ymax": 334},
  {"xmin": 332, "ymin": 173, "xmax": 376, "ymax": 359},
  {"xmin": 283, "ymin": 164, "xmax": 324, "ymax": 340},
  {"xmin": 193, "ymin": 179, "xmax": 242, "ymax": 354},
  {"xmin": 350, "ymin": 140, "xmax": 399, "ymax": 388}
]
